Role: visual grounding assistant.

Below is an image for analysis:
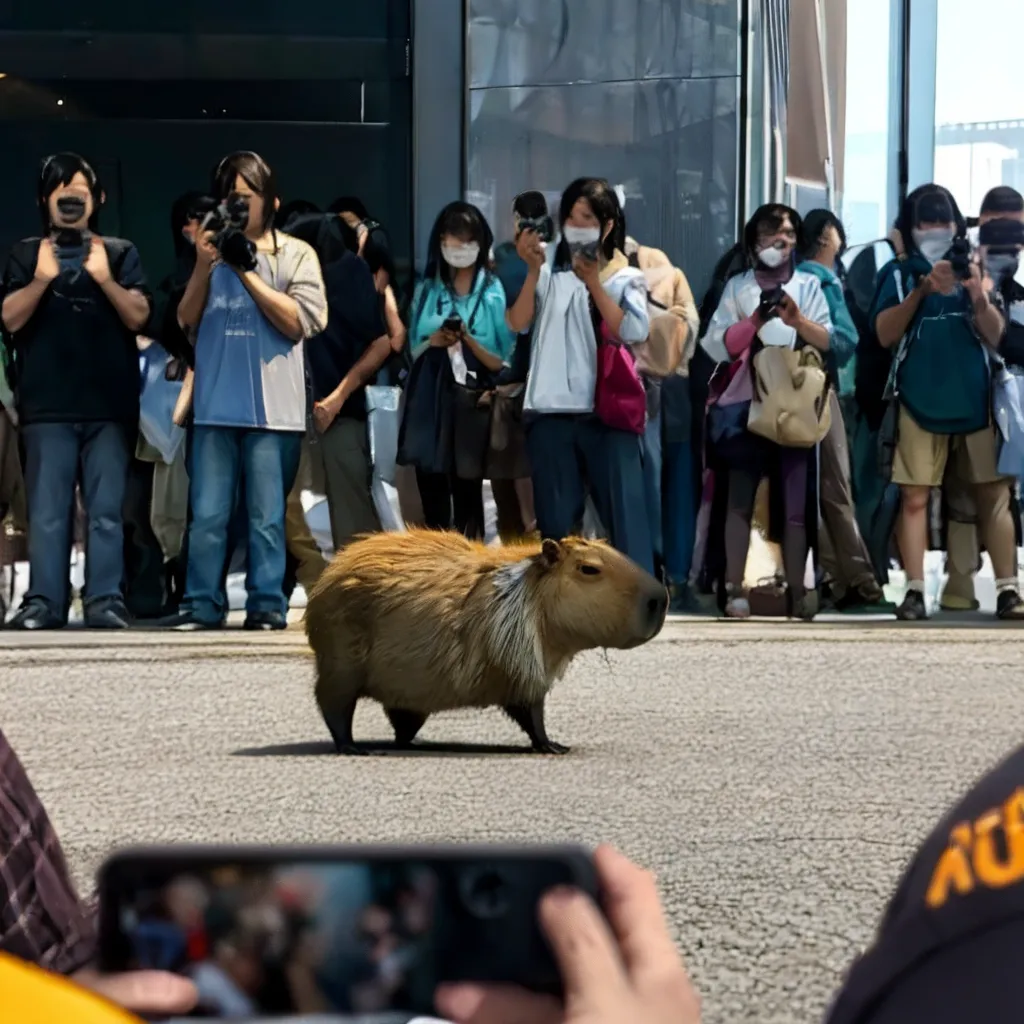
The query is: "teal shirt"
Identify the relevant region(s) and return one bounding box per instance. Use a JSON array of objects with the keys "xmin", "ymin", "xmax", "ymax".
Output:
[
  {"xmin": 870, "ymin": 255, "xmax": 990, "ymax": 435},
  {"xmin": 409, "ymin": 271, "xmax": 515, "ymax": 366},
  {"xmin": 798, "ymin": 260, "xmax": 858, "ymax": 397}
]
